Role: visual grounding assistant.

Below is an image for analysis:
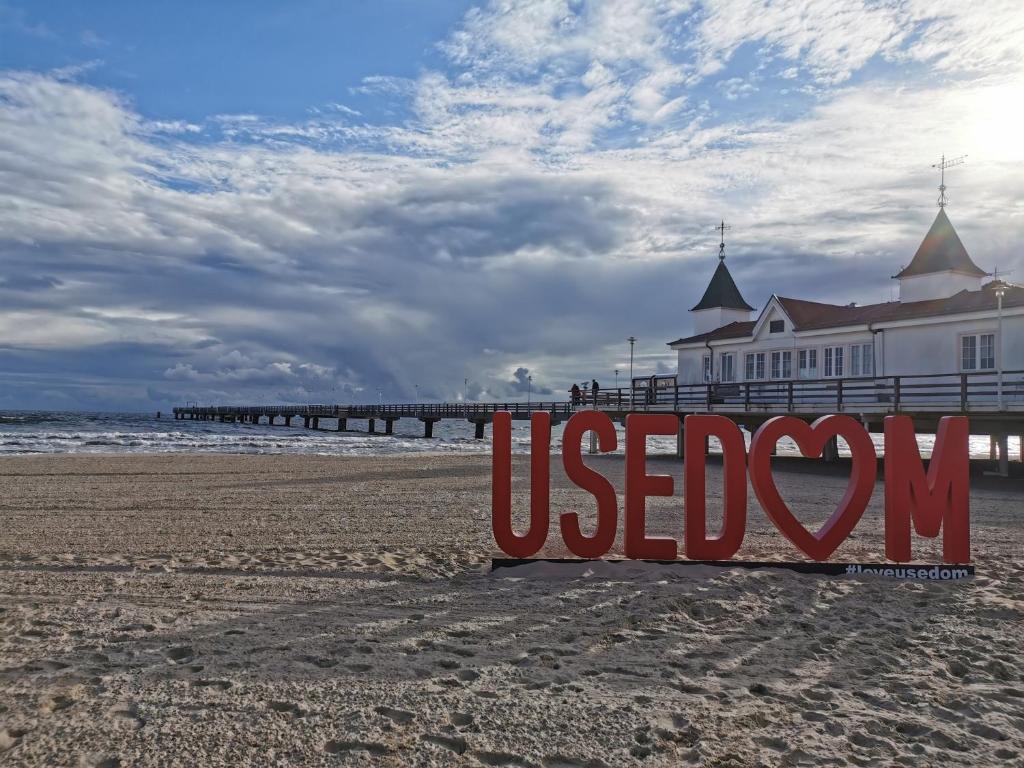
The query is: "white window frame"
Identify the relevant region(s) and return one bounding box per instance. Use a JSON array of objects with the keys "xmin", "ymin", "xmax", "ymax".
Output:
[
  {"xmin": 960, "ymin": 332, "xmax": 996, "ymax": 372},
  {"xmin": 770, "ymin": 350, "xmax": 792, "ymax": 380},
  {"xmin": 860, "ymin": 343, "xmax": 873, "ymax": 377},
  {"xmin": 720, "ymin": 352, "xmax": 736, "ymax": 383},
  {"xmin": 745, "ymin": 352, "xmax": 766, "ymax": 381},
  {"xmin": 824, "ymin": 345, "xmax": 844, "ymax": 378},
  {"xmin": 798, "ymin": 348, "xmax": 818, "ymax": 379}
]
